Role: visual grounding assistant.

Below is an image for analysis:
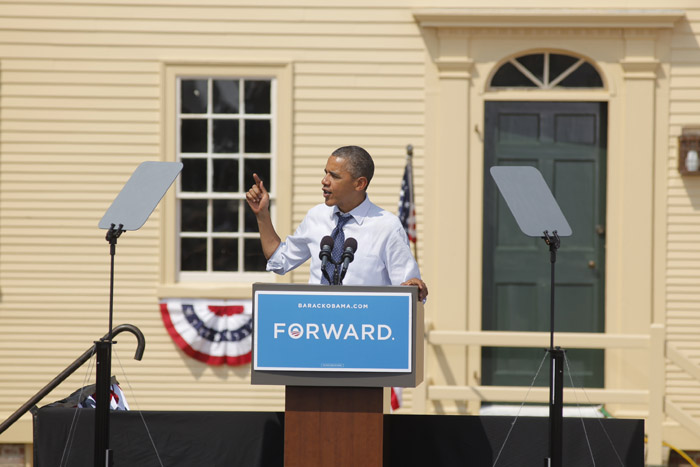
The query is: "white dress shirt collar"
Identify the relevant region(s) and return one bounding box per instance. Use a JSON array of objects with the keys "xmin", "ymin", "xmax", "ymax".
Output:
[{"xmin": 330, "ymin": 194, "xmax": 370, "ymax": 226}]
